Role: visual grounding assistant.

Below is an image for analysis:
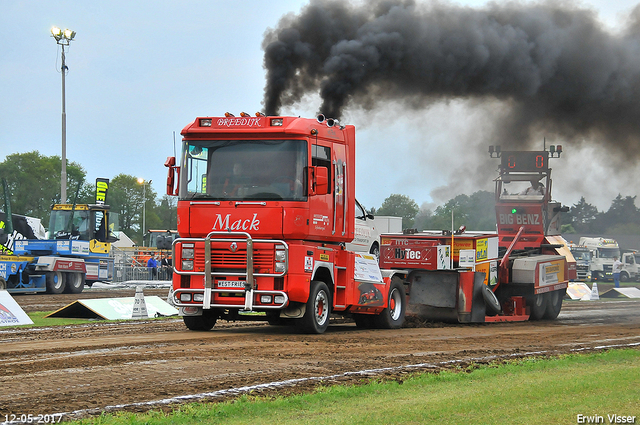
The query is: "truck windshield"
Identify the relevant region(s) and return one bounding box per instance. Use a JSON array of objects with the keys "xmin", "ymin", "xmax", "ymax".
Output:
[
  {"xmin": 599, "ymin": 248, "xmax": 620, "ymax": 258},
  {"xmin": 50, "ymin": 210, "xmax": 91, "ymax": 240},
  {"xmin": 571, "ymin": 250, "xmax": 590, "ymax": 261},
  {"xmin": 182, "ymin": 140, "xmax": 307, "ymax": 201}
]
